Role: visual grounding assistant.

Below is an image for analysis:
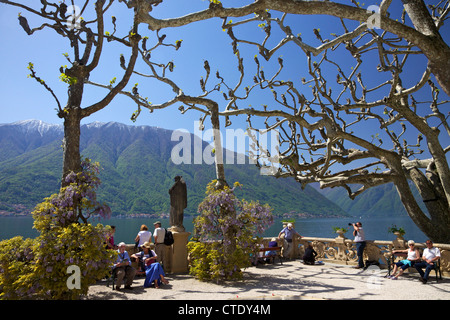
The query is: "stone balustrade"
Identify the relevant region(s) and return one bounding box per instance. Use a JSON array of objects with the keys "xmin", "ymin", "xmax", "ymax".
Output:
[
  {"xmin": 119, "ymin": 228, "xmax": 449, "ymax": 277},
  {"xmin": 260, "ymin": 234, "xmax": 450, "ymax": 277}
]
